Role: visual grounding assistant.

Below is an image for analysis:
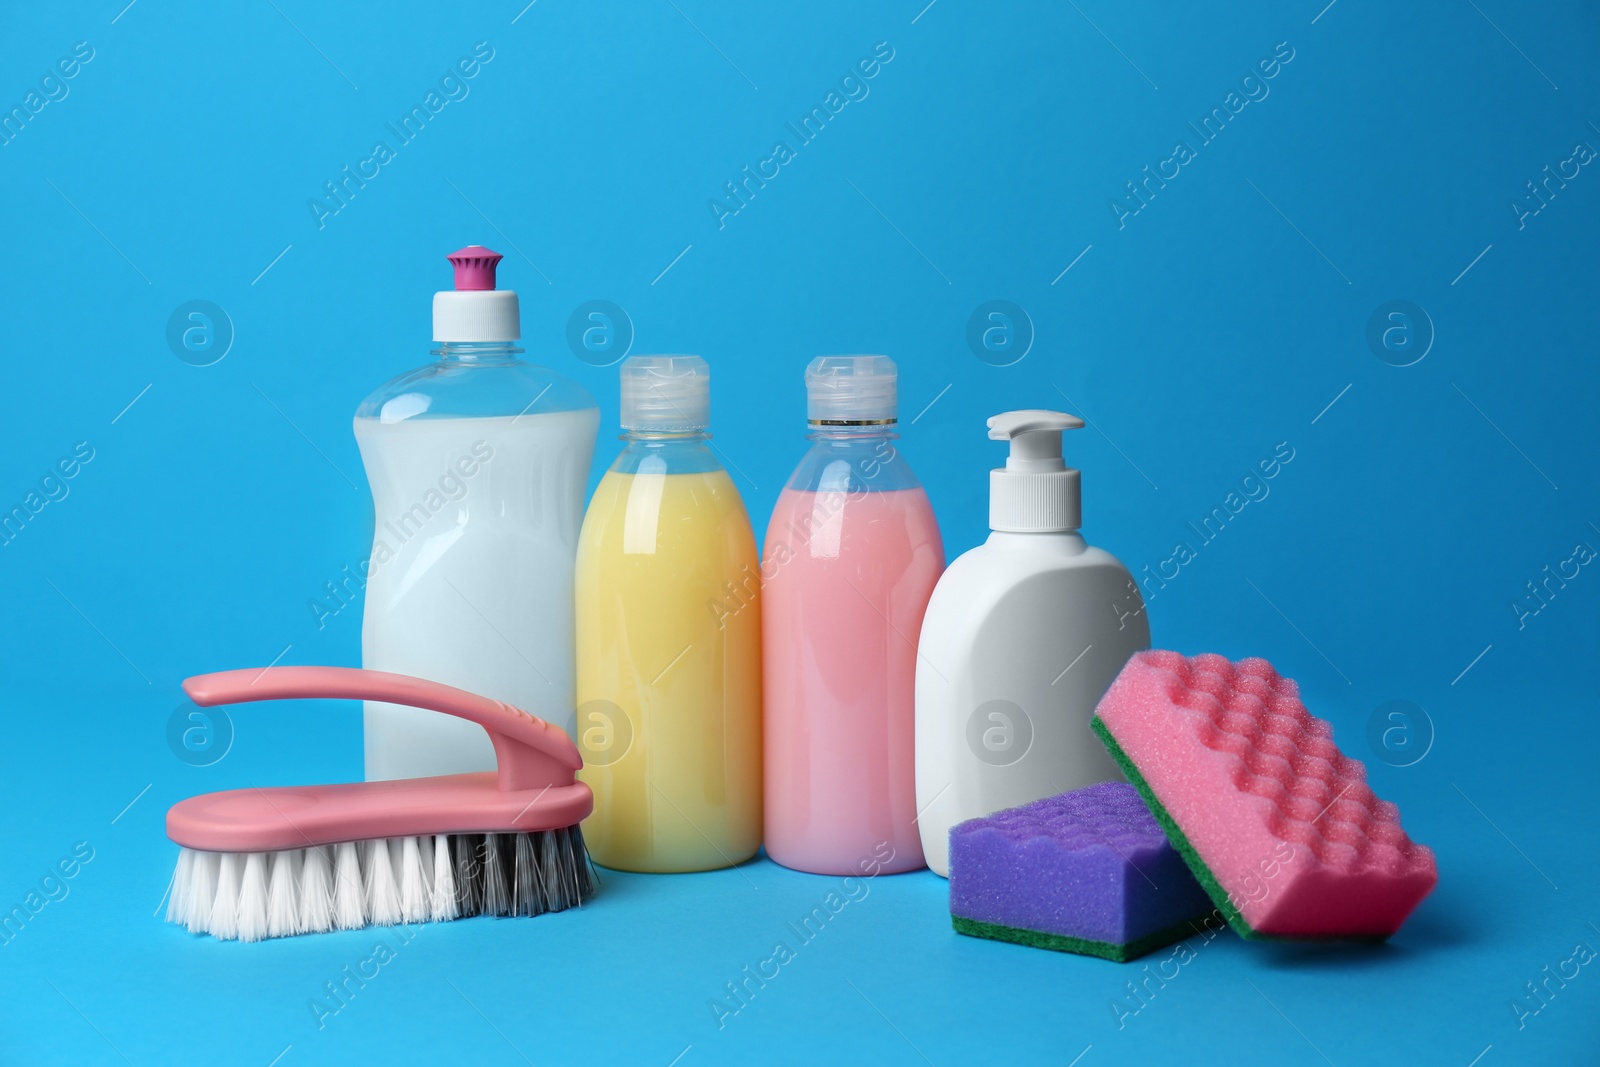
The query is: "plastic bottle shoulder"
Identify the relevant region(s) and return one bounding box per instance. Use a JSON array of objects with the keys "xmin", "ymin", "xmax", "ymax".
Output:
[
  {"xmin": 931, "ymin": 534, "xmax": 1129, "ymax": 616},
  {"xmin": 784, "ymin": 433, "xmax": 924, "ymax": 494},
  {"xmin": 606, "ymin": 436, "xmax": 726, "ymax": 476},
  {"xmin": 356, "ymin": 356, "xmax": 596, "ymax": 422}
]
